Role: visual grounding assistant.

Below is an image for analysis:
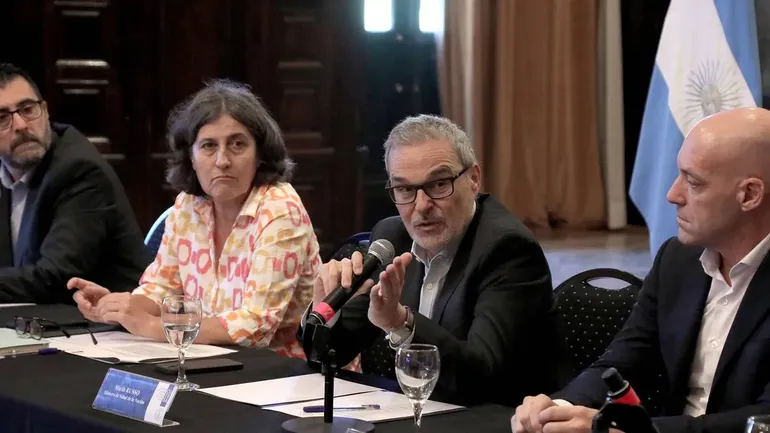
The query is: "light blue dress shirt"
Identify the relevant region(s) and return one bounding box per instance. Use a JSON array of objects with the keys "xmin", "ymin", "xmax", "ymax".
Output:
[{"xmin": 0, "ymin": 165, "xmax": 33, "ymax": 251}]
